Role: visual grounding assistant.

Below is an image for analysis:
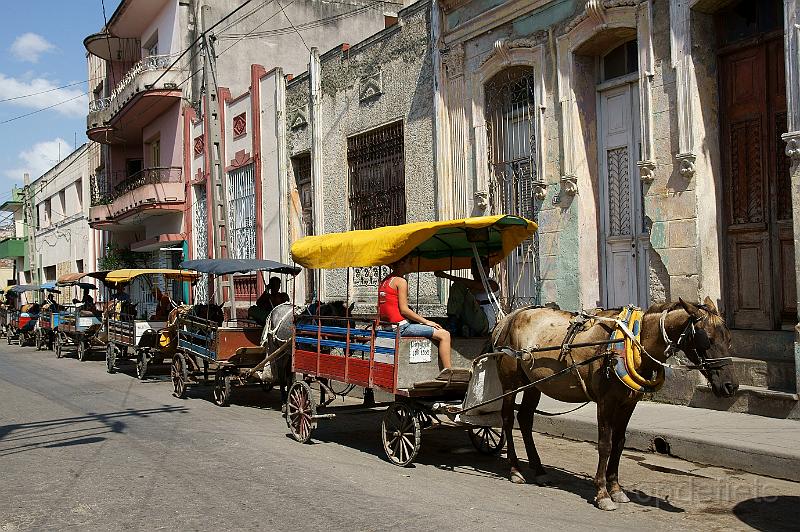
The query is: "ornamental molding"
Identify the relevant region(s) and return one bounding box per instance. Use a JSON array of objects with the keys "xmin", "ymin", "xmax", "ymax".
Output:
[
  {"xmin": 232, "ymin": 112, "xmax": 247, "ymax": 138},
  {"xmin": 227, "ymin": 149, "xmax": 252, "ymax": 171},
  {"xmin": 676, "ymin": 152, "xmax": 696, "ymax": 180},
  {"xmin": 783, "ymin": 131, "xmax": 800, "ymax": 162},
  {"xmin": 564, "ymin": 0, "xmax": 640, "ymax": 34},
  {"xmin": 193, "ymin": 134, "xmax": 204, "ymax": 158},
  {"xmin": 359, "ymin": 70, "xmax": 383, "ymax": 102},
  {"xmin": 288, "ymin": 105, "xmax": 308, "ymax": 130},
  {"xmin": 637, "ymin": 159, "xmax": 656, "ymax": 184},
  {"xmin": 473, "ymin": 190, "xmax": 488, "ymax": 214},
  {"xmin": 480, "ymin": 38, "xmax": 538, "ymax": 67},
  {"xmin": 560, "ymin": 175, "xmax": 578, "ymax": 196},
  {"xmin": 532, "ymin": 180, "xmax": 548, "ymax": 201}
]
